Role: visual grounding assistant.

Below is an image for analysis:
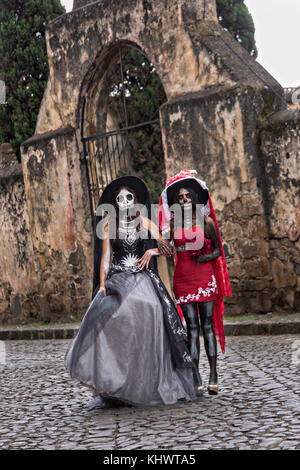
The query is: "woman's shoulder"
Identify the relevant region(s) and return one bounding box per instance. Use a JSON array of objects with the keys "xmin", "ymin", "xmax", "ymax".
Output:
[{"xmin": 204, "ymin": 215, "xmax": 216, "ymax": 228}]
